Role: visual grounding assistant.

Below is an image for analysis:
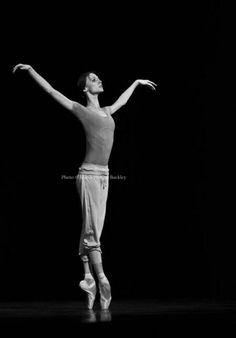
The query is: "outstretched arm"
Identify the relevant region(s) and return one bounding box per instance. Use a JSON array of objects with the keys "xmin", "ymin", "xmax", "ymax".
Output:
[
  {"xmin": 107, "ymin": 79, "xmax": 157, "ymax": 115},
  {"xmin": 13, "ymin": 64, "xmax": 78, "ymax": 111}
]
